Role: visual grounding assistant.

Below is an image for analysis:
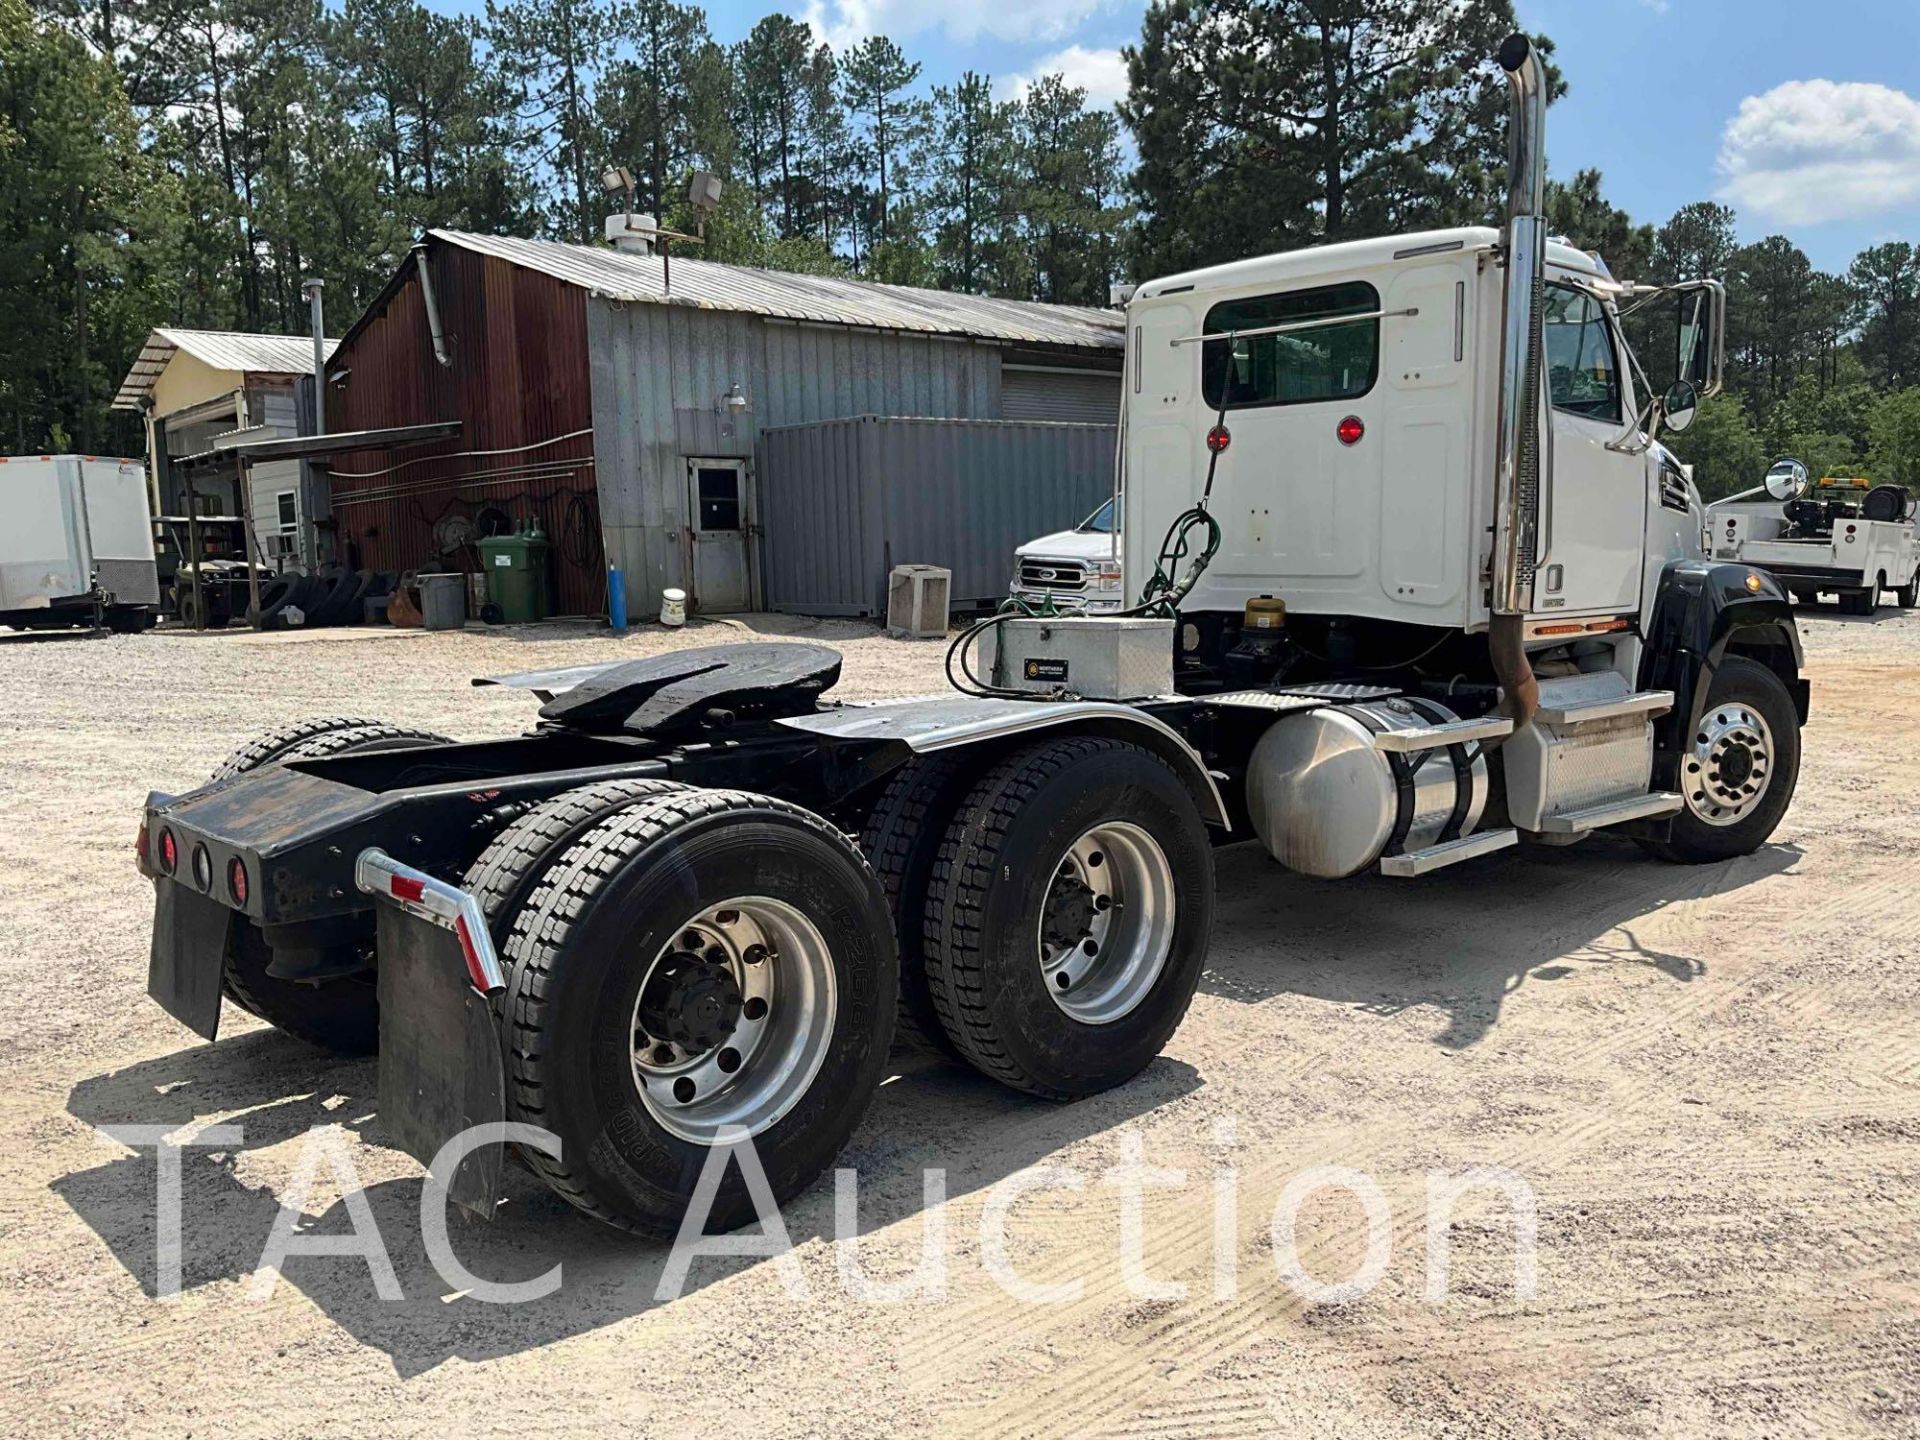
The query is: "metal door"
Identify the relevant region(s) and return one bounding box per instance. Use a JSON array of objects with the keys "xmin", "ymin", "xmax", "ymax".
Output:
[{"xmin": 688, "ymin": 459, "xmax": 752, "ymax": 612}]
